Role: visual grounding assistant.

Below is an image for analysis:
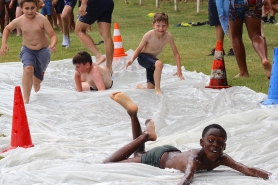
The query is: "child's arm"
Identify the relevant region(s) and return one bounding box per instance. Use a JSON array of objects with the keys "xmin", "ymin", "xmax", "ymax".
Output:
[
  {"xmin": 168, "ymin": 35, "xmax": 184, "ymax": 80},
  {"xmin": 0, "ymin": 19, "xmax": 18, "ymax": 55},
  {"xmin": 126, "ymin": 33, "xmax": 149, "ymax": 69},
  {"xmin": 222, "ymin": 154, "xmax": 271, "ymax": 179},
  {"xmin": 177, "ymin": 158, "xmax": 198, "ymax": 185},
  {"xmin": 43, "ymin": 16, "xmax": 58, "ymax": 52},
  {"xmin": 74, "ymin": 72, "xmax": 83, "ymax": 92}
]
